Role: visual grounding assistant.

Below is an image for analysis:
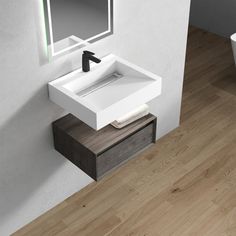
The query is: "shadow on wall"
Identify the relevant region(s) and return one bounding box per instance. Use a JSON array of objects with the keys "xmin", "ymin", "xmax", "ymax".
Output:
[
  {"xmin": 0, "ymin": 1, "xmax": 94, "ymax": 233},
  {"xmin": 0, "ymin": 85, "xmax": 68, "ymax": 225}
]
